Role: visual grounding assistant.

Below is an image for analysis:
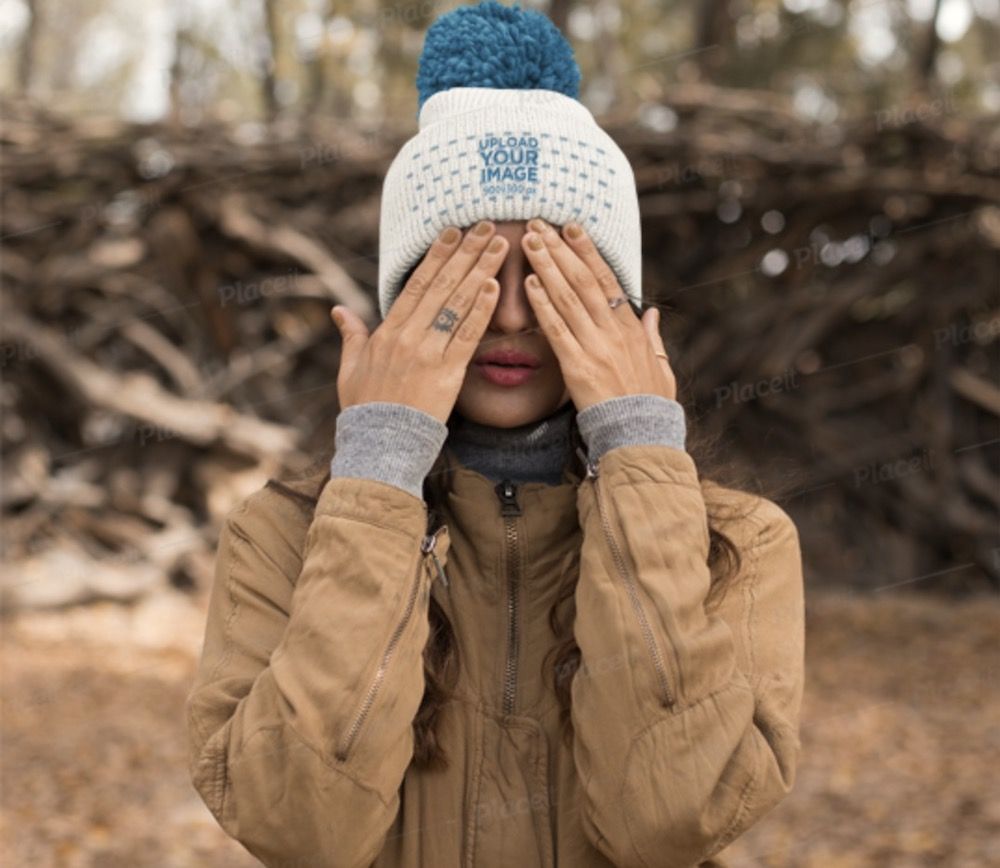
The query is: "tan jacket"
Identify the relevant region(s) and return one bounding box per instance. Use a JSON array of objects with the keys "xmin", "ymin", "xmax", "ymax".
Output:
[{"xmin": 185, "ymin": 443, "xmax": 805, "ymax": 868}]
